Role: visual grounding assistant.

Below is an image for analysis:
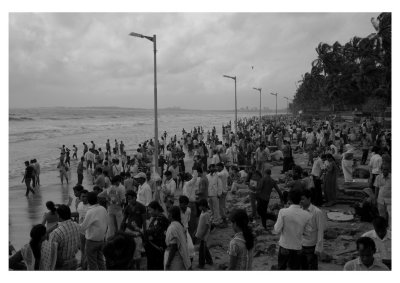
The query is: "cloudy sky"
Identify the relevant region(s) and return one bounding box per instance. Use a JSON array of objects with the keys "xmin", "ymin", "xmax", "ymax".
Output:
[{"xmin": 9, "ymin": 12, "xmax": 378, "ymax": 110}]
